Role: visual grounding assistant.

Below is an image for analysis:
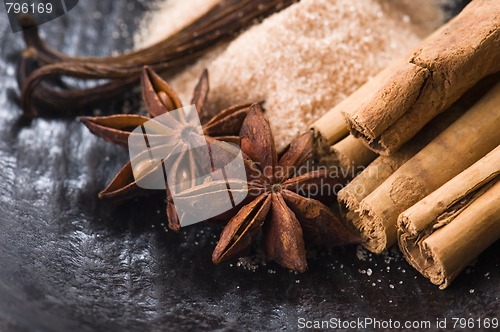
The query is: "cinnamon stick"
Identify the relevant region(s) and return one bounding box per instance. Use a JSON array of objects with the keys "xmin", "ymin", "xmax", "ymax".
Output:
[
  {"xmin": 337, "ymin": 92, "xmax": 471, "ymax": 234},
  {"xmin": 351, "ymin": 82, "xmax": 500, "ymax": 253},
  {"xmin": 343, "ymin": 0, "xmax": 500, "ymax": 155},
  {"xmin": 398, "ymin": 146, "xmax": 500, "ymax": 289},
  {"xmin": 330, "ymin": 135, "xmax": 377, "ymax": 171},
  {"xmin": 337, "ymin": 144, "xmax": 417, "ymax": 235}
]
